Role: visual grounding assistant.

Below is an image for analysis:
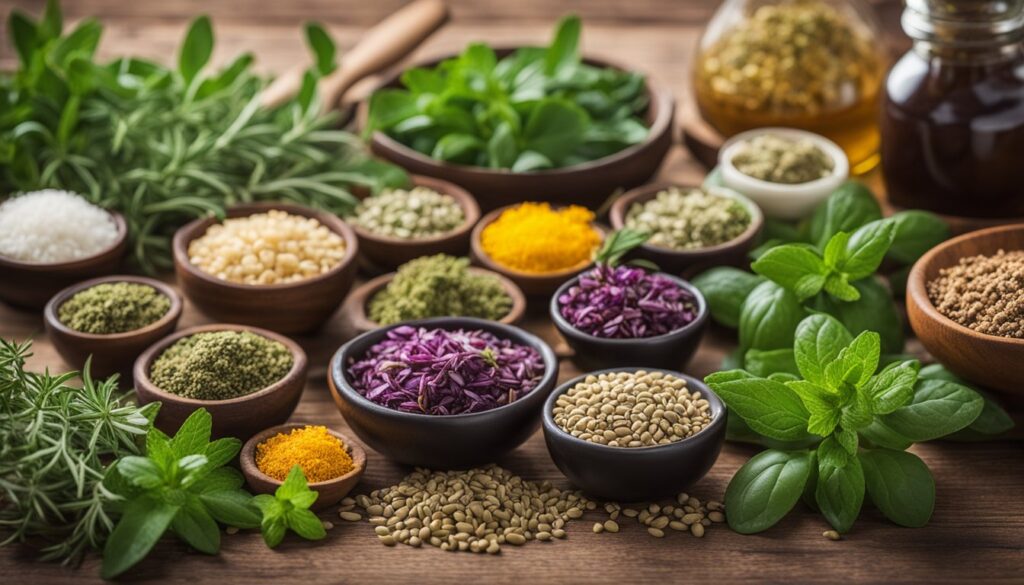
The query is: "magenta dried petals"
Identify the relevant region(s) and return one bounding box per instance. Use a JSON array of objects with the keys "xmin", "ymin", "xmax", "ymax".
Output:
[
  {"xmin": 348, "ymin": 326, "xmax": 545, "ymax": 415},
  {"xmin": 558, "ymin": 265, "xmax": 697, "ymax": 338}
]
